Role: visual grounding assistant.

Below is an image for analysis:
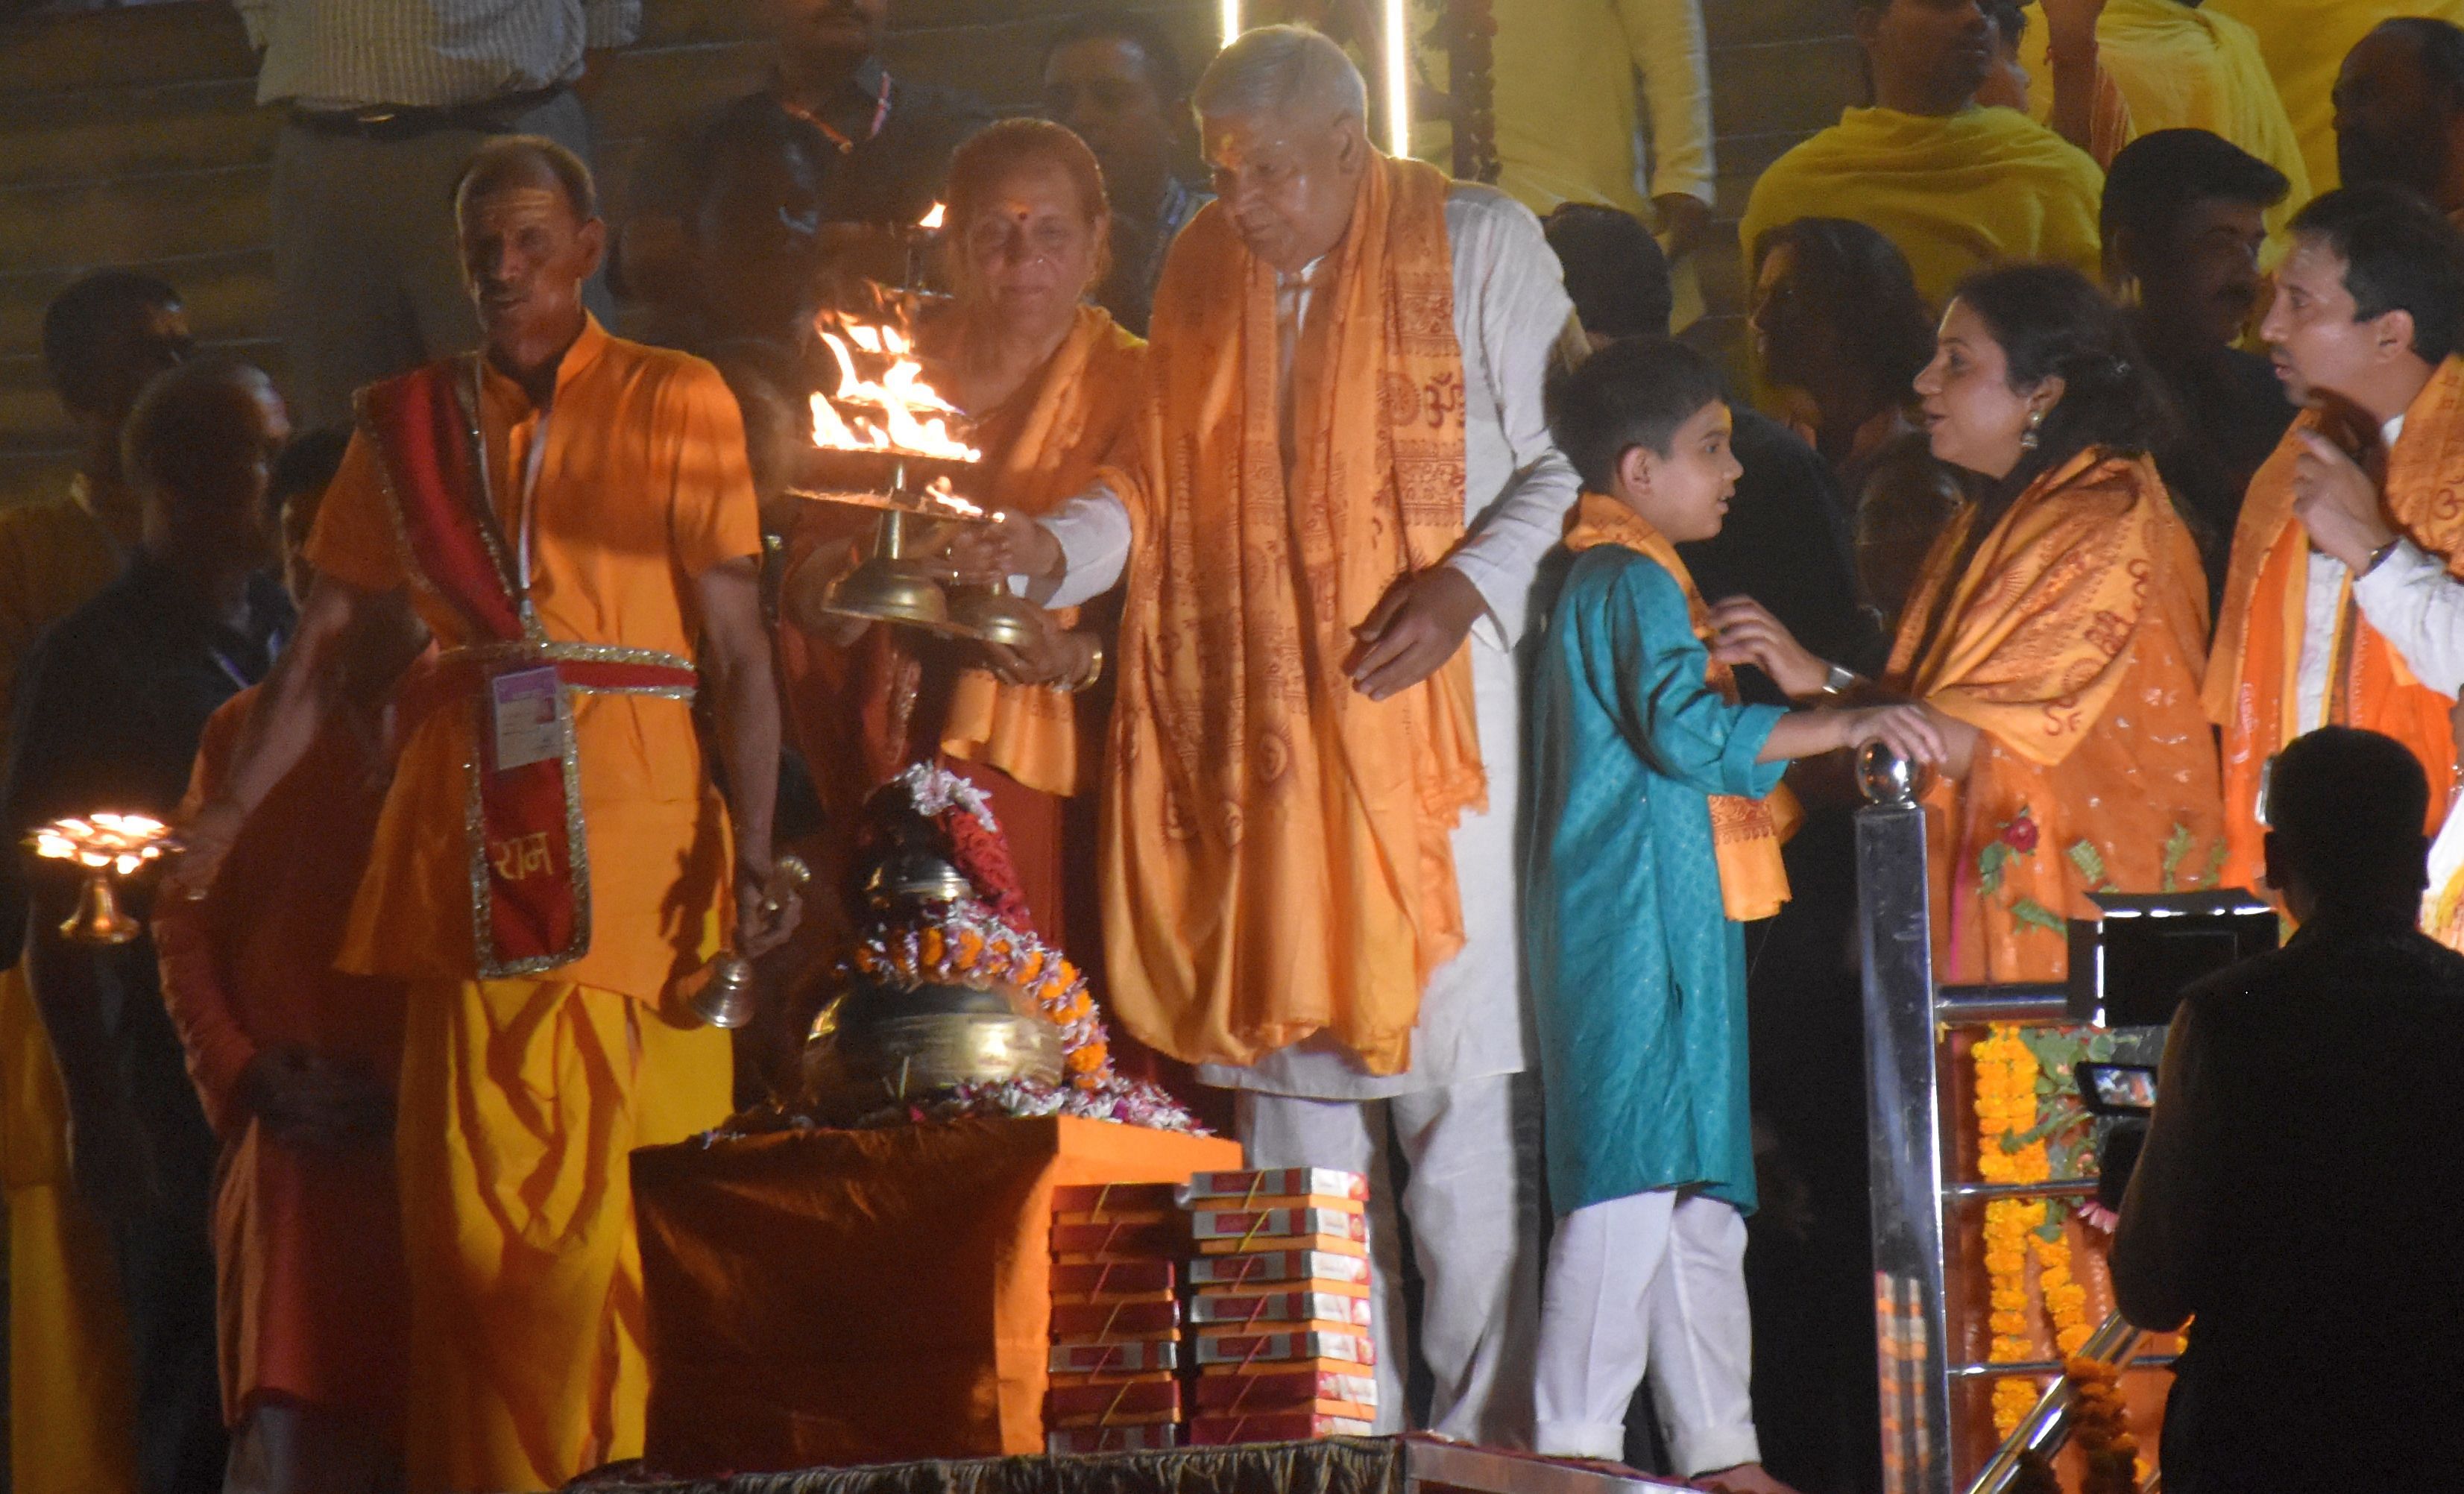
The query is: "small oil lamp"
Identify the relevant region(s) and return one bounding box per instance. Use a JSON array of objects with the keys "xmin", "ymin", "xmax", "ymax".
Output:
[{"xmin": 26, "ymin": 813, "xmax": 178, "ymax": 944}]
